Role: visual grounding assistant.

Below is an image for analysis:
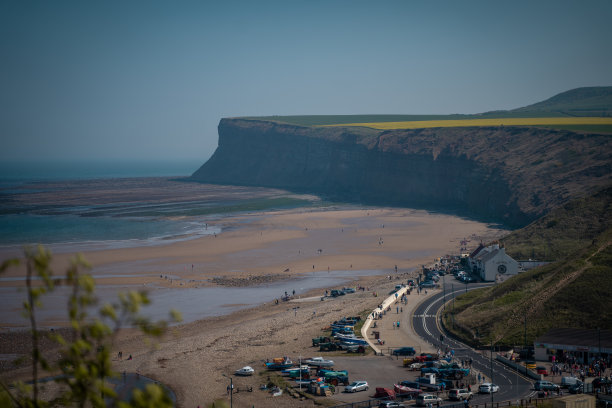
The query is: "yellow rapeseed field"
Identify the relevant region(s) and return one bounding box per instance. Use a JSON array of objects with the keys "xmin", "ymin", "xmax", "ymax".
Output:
[{"xmin": 323, "ymin": 117, "xmax": 612, "ymax": 130}]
